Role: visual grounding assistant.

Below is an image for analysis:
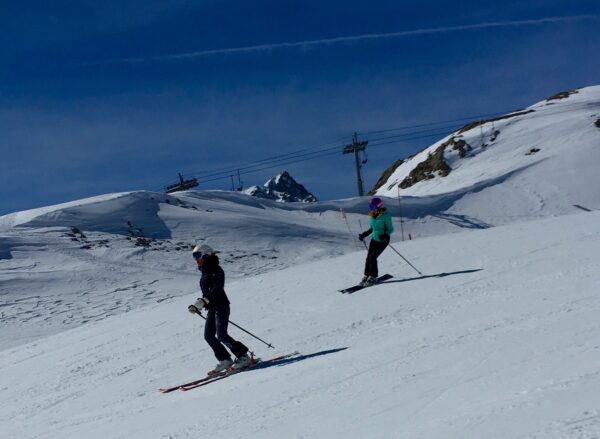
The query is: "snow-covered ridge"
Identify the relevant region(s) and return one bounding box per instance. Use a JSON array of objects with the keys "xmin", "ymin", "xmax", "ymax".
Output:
[
  {"xmin": 0, "ymin": 192, "xmax": 133, "ymax": 230},
  {"xmin": 373, "ymin": 85, "xmax": 600, "ymax": 219}
]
